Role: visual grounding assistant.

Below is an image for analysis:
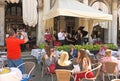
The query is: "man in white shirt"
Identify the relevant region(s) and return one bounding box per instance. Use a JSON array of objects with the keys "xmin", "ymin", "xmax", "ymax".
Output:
[
  {"xmin": 57, "ymin": 29, "xmax": 65, "ymax": 45},
  {"xmin": 18, "ymin": 26, "xmax": 29, "ymax": 51}
]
